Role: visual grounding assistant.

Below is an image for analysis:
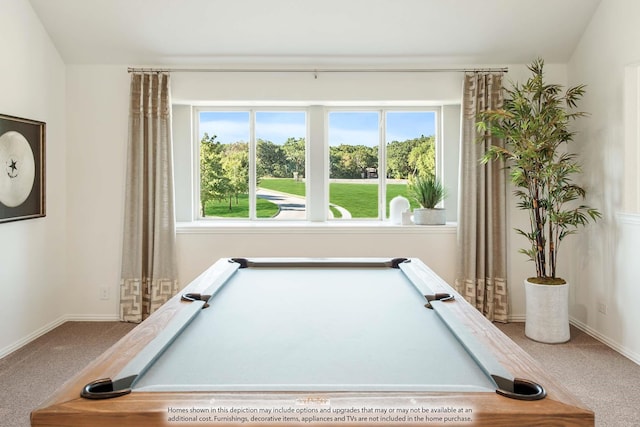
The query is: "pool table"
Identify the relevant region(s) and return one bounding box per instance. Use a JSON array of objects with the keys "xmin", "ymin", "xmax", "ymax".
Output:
[{"xmin": 31, "ymin": 257, "xmax": 594, "ymax": 426}]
